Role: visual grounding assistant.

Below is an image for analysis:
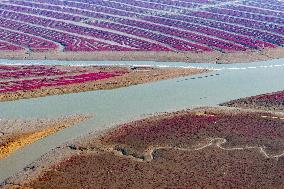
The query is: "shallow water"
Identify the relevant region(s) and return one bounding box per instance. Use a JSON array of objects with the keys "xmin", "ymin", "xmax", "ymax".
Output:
[{"xmin": 0, "ymin": 58, "xmax": 284, "ymax": 183}]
